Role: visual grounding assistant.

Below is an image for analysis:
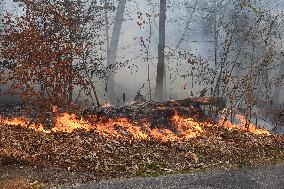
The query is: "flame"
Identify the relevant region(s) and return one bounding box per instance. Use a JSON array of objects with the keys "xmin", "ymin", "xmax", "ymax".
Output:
[
  {"xmin": 0, "ymin": 111, "xmax": 270, "ymax": 142},
  {"xmin": 0, "ymin": 110, "xmax": 205, "ymax": 142},
  {"xmin": 102, "ymin": 101, "xmax": 112, "ymax": 108},
  {"xmin": 52, "ymin": 113, "xmax": 92, "ymax": 133},
  {"xmin": 94, "ymin": 118, "xmax": 149, "ymax": 140},
  {"xmin": 0, "ymin": 116, "xmax": 45, "ymax": 132},
  {"xmin": 172, "ymin": 110, "xmax": 203, "ymax": 140},
  {"xmin": 219, "ymin": 114, "xmax": 270, "ymax": 135},
  {"xmin": 150, "ymin": 128, "xmax": 179, "ymax": 142}
]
